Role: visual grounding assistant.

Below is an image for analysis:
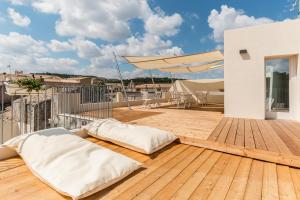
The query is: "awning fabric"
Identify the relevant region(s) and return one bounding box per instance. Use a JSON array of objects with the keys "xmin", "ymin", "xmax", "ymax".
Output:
[
  {"xmin": 169, "ymin": 79, "xmax": 224, "ymax": 101},
  {"xmin": 169, "ymin": 79, "xmax": 224, "ymax": 93},
  {"xmin": 123, "ymin": 50, "xmax": 223, "ymax": 70},
  {"xmin": 159, "ymin": 61, "xmax": 223, "ymax": 73}
]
